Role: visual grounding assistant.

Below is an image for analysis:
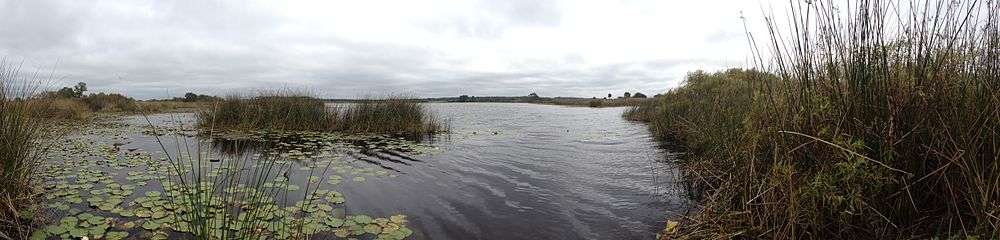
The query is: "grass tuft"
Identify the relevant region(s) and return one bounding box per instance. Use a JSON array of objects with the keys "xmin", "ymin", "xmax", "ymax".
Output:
[{"xmin": 0, "ymin": 61, "xmax": 48, "ymax": 240}]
